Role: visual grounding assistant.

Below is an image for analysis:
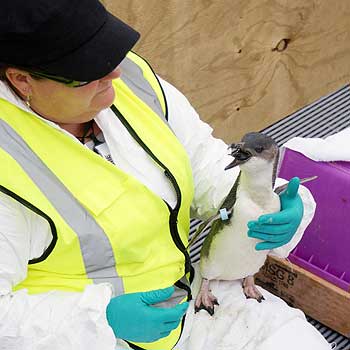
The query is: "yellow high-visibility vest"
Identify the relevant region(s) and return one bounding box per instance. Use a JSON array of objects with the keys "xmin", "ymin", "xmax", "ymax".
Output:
[{"xmin": 0, "ymin": 52, "xmax": 194, "ymax": 350}]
